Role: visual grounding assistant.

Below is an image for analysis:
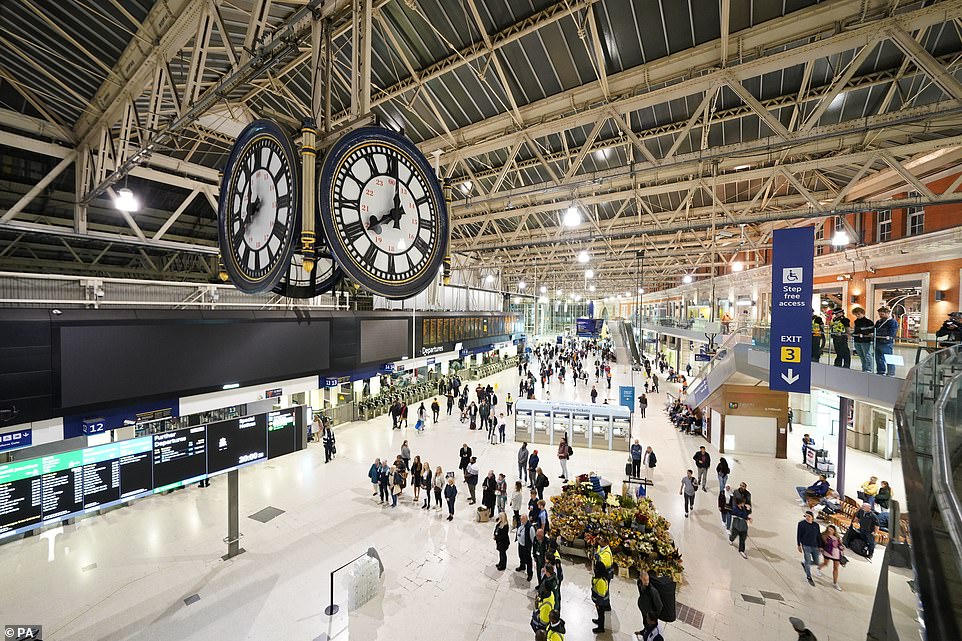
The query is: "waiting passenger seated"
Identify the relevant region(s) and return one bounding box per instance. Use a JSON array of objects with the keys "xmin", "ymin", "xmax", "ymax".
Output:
[
  {"xmin": 811, "ymin": 490, "xmax": 842, "ymax": 516},
  {"xmin": 795, "ymin": 474, "xmax": 830, "ymax": 503}
]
